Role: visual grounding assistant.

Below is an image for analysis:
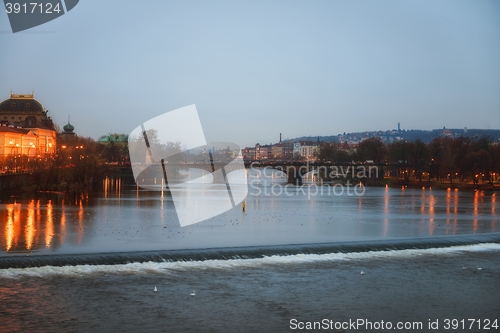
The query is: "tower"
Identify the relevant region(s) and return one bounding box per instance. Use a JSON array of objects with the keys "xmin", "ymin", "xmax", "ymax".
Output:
[{"xmin": 61, "ymin": 115, "xmax": 76, "ymax": 141}]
